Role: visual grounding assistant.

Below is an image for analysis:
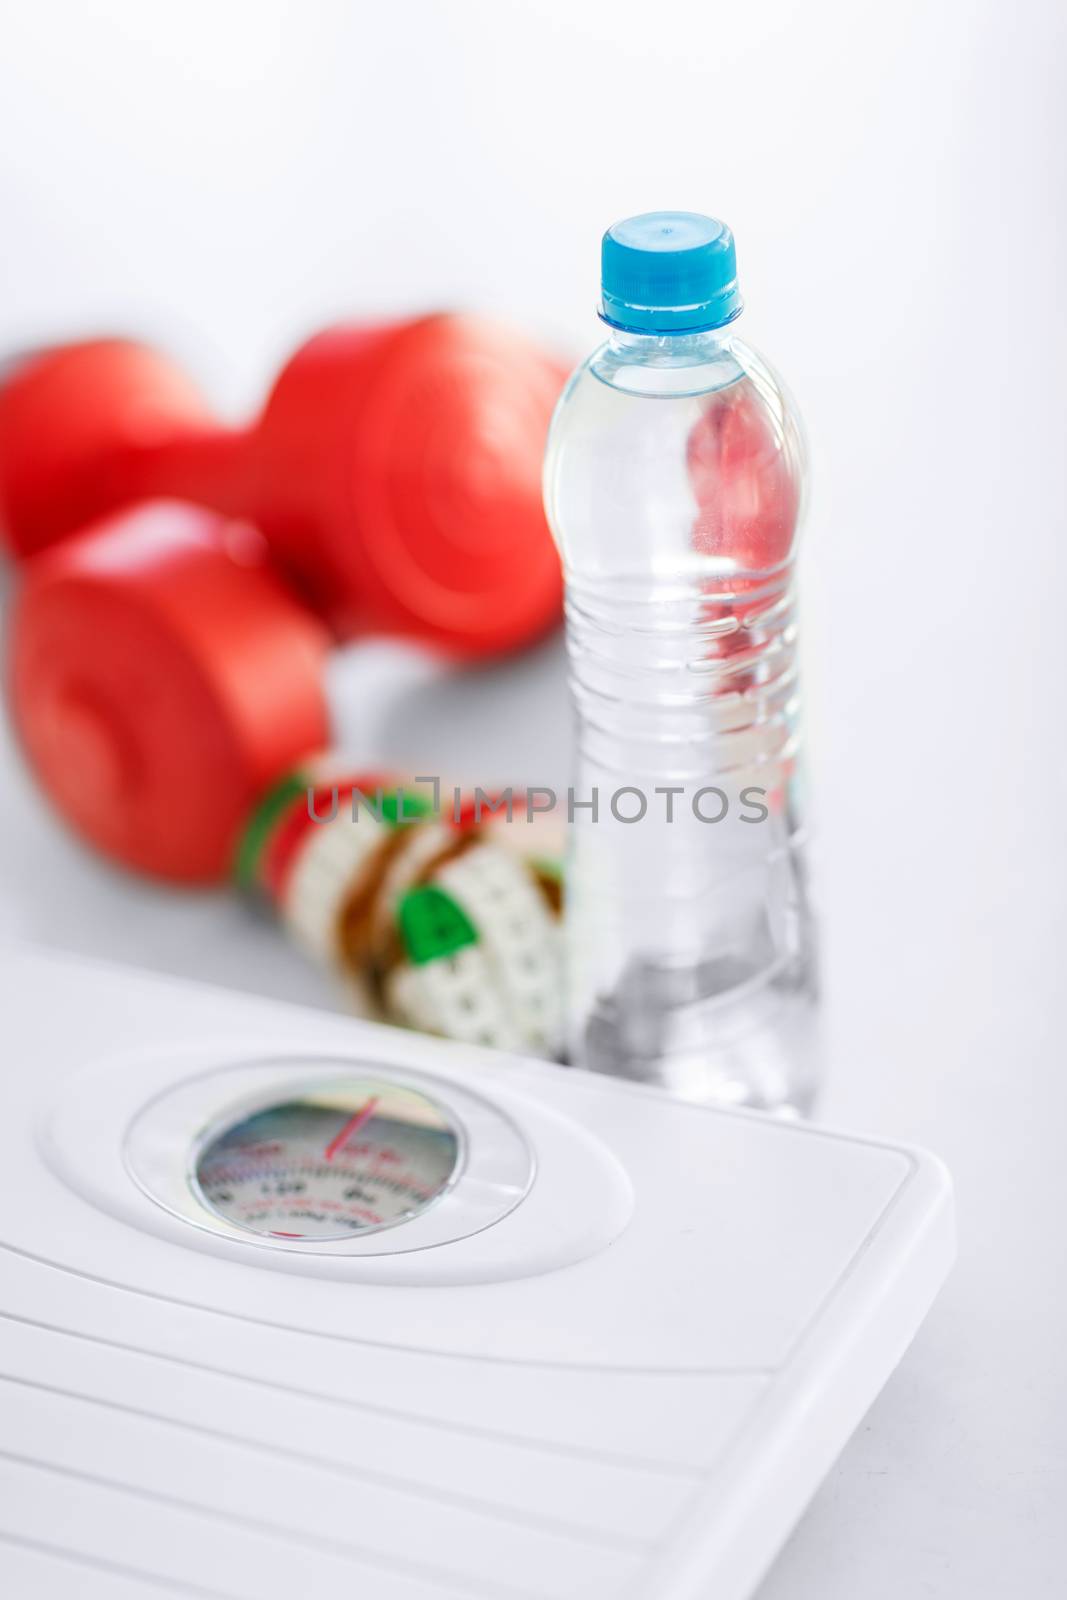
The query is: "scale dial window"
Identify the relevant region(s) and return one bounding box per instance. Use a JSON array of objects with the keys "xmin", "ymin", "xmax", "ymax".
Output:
[
  {"xmin": 192, "ymin": 1081, "xmax": 461, "ymax": 1242},
  {"xmin": 119, "ymin": 1056, "xmax": 537, "ymax": 1262}
]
